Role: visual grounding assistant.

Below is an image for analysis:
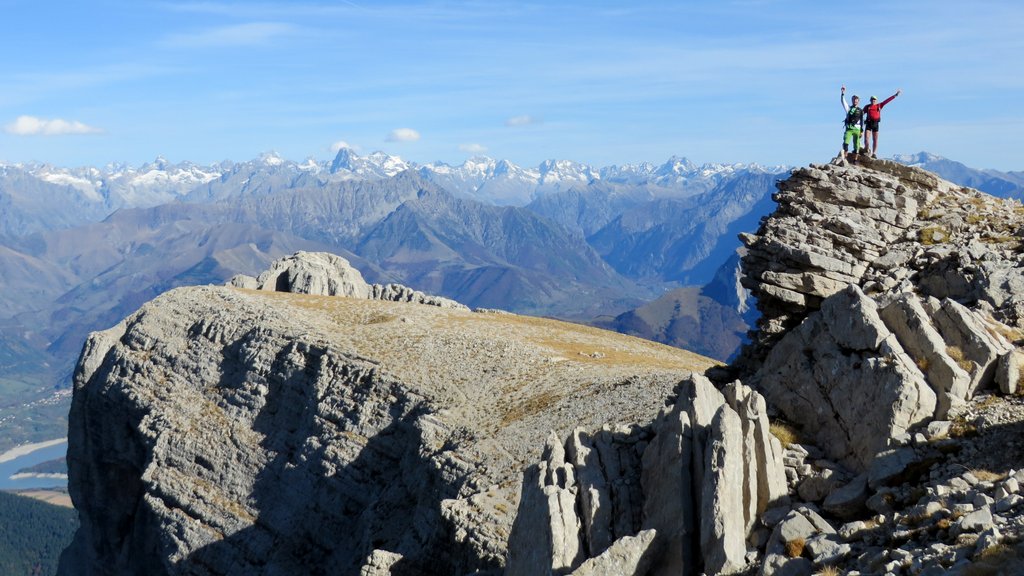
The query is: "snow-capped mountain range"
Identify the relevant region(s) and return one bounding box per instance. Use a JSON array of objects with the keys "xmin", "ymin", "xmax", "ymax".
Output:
[{"xmin": 1, "ymin": 149, "xmax": 789, "ymax": 212}]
